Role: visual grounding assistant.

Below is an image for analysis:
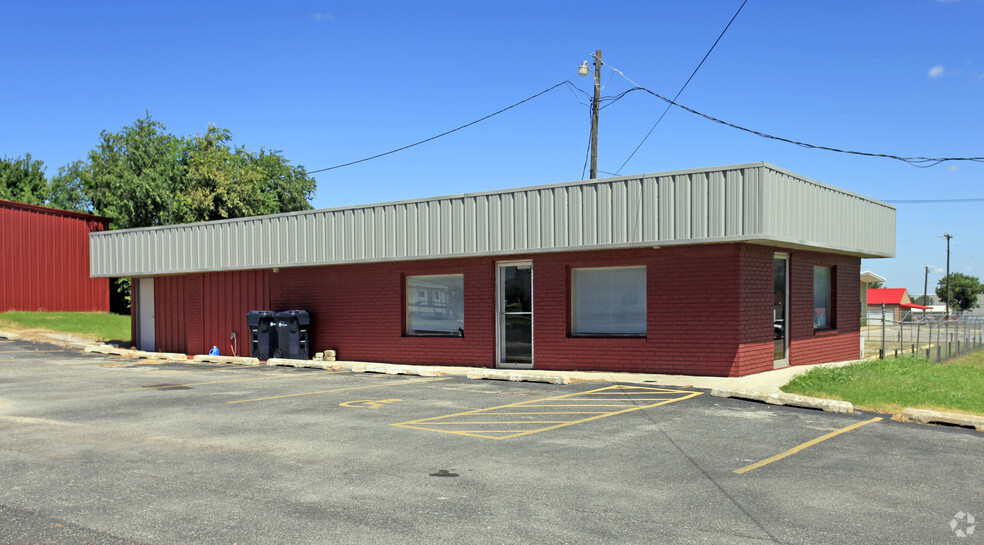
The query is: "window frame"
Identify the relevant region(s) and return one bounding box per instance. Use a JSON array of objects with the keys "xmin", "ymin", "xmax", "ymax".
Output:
[
  {"xmin": 570, "ymin": 265, "xmax": 647, "ymax": 337},
  {"xmin": 813, "ymin": 265, "xmax": 836, "ymax": 331},
  {"xmin": 405, "ymin": 273, "xmax": 465, "ymax": 337}
]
